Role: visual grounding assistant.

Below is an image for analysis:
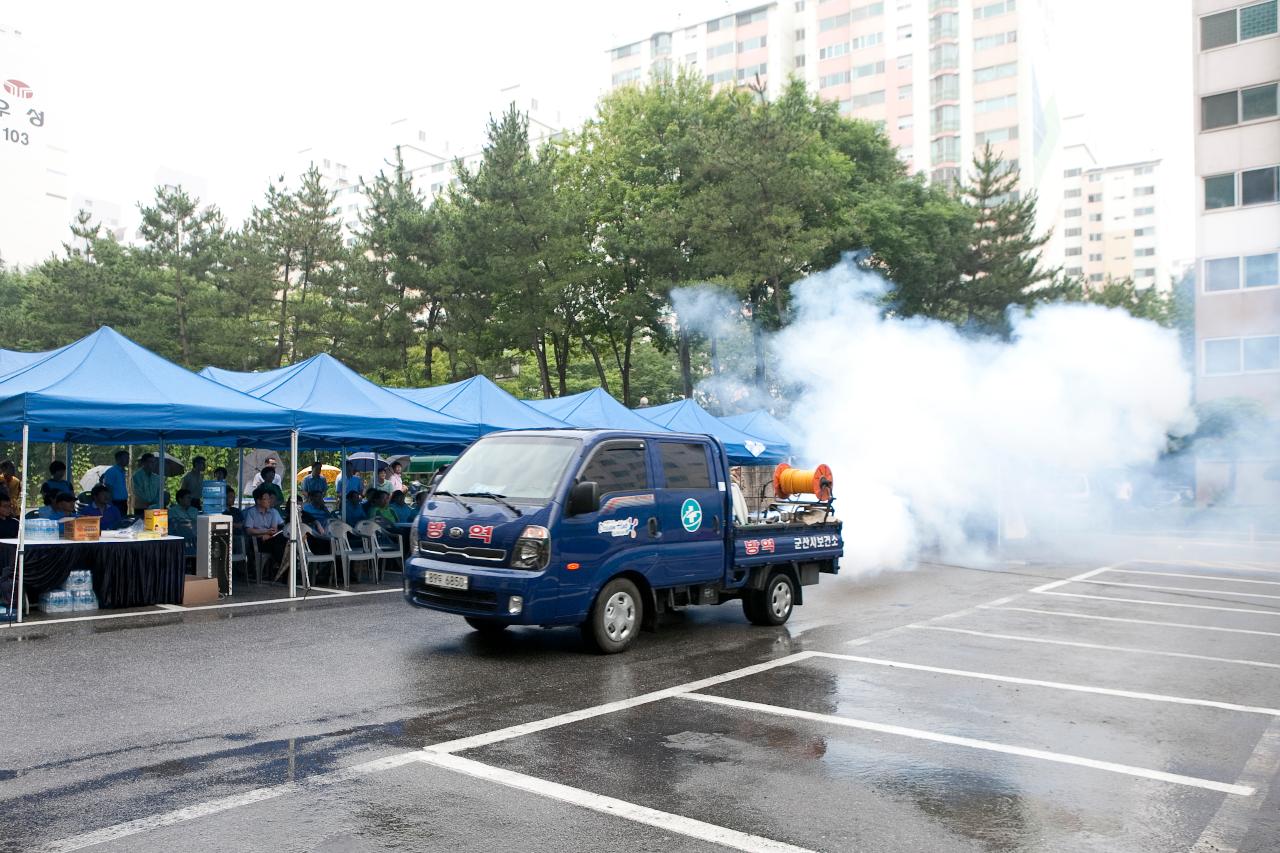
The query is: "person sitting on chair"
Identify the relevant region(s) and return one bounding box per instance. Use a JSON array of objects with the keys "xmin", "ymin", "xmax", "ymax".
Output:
[
  {"xmin": 389, "ymin": 490, "xmax": 415, "ymax": 523},
  {"xmin": 41, "ymin": 461, "xmax": 73, "ymax": 505},
  {"xmin": 343, "ymin": 489, "xmax": 366, "ymax": 522},
  {"xmin": 0, "ymin": 492, "xmax": 18, "ymax": 539},
  {"xmin": 300, "ymin": 490, "xmax": 335, "ymax": 555},
  {"xmin": 38, "ymin": 492, "xmax": 78, "ymax": 521},
  {"xmin": 243, "ymin": 487, "xmax": 286, "ymax": 573},
  {"xmin": 363, "ymin": 489, "xmax": 397, "ymax": 527},
  {"xmin": 80, "ymin": 484, "xmax": 124, "ymax": 530}
]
